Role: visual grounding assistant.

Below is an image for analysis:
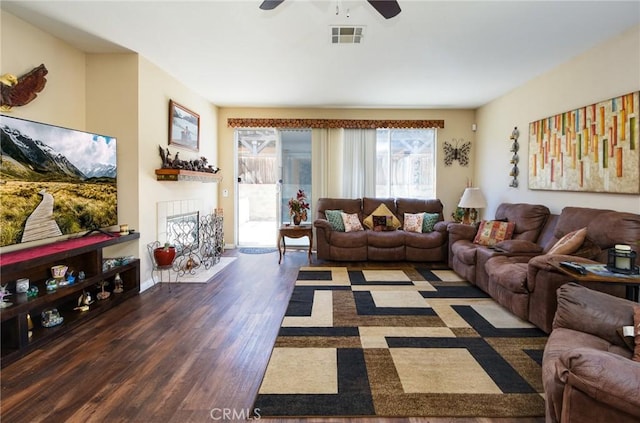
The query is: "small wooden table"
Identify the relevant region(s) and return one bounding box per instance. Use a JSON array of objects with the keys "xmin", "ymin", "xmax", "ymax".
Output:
[
  {"xmin": 278, "ymin": 224, "xmax": 313, "ymax": 264},
  {"xmin": 548, "ymin": 257, "xmax": 640, "ymax": 301}
]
